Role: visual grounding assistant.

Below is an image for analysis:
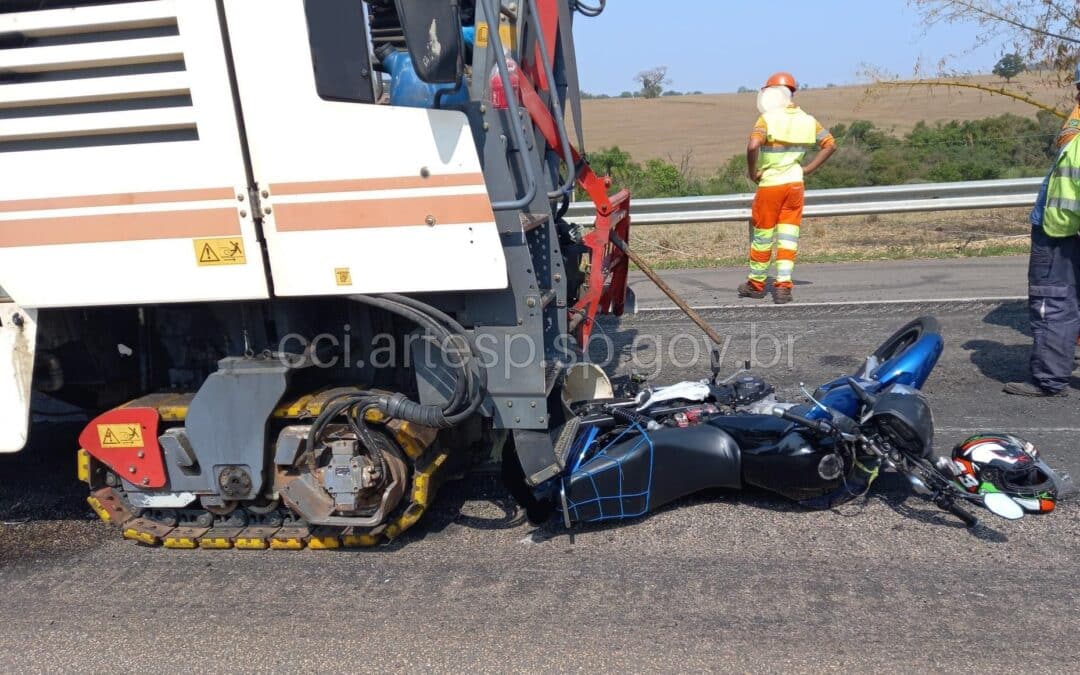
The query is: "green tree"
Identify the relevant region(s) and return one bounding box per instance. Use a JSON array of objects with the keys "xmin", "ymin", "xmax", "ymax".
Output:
[{"xmin": 992, "ymin": 53, "xmax": 1026, "ymax": 82}]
